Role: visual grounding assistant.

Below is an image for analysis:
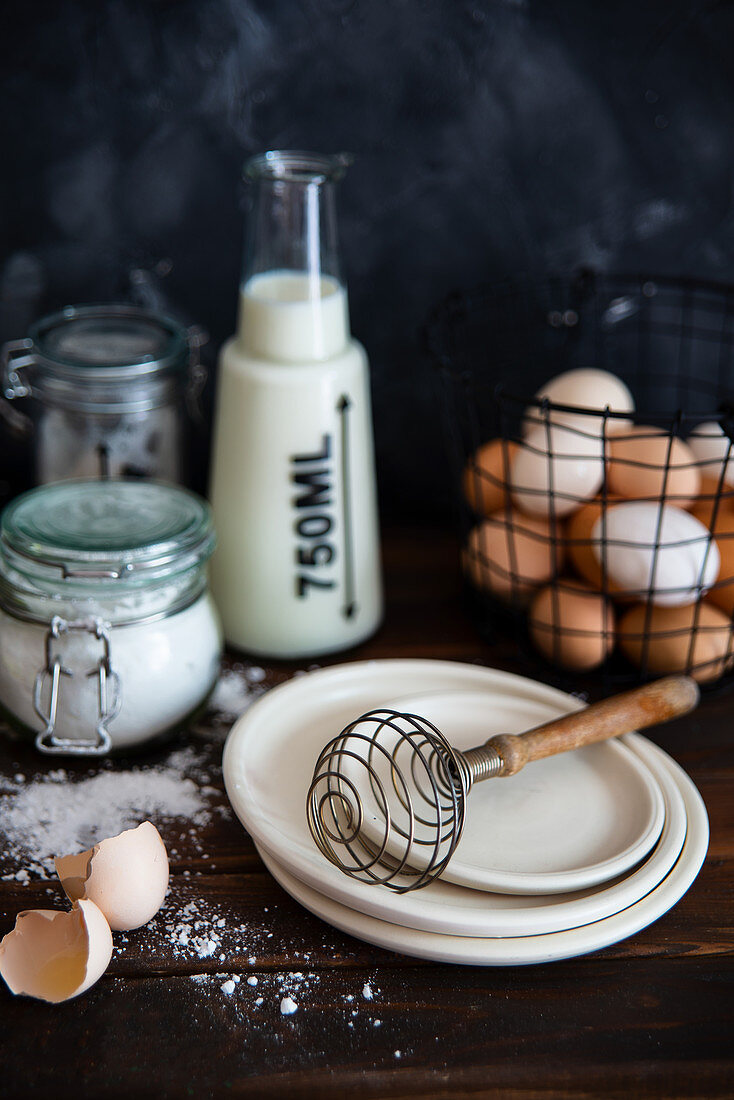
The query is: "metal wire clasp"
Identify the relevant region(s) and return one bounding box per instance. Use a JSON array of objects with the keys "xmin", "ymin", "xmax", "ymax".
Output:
[
  {"xmin": 0, "ymin": 338, "xmax": 34, "ymax": 437},
  {"xmin": 33, "ymin": 615, "xmax": 122, "ymax": 756}
]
